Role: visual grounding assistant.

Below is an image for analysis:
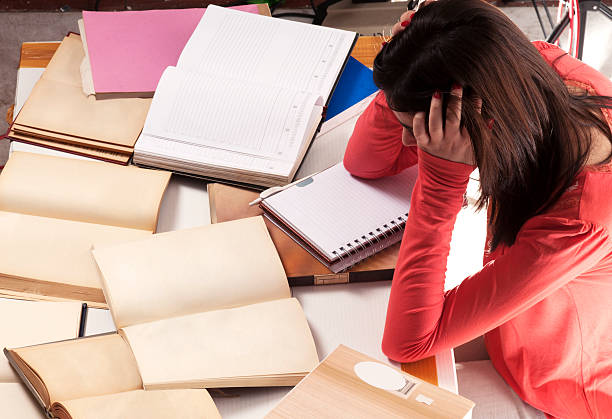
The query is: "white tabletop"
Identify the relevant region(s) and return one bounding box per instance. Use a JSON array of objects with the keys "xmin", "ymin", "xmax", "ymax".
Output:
[{"xmin": 9, "ymin": 66, "xmax": 488, "ymax": 418}]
